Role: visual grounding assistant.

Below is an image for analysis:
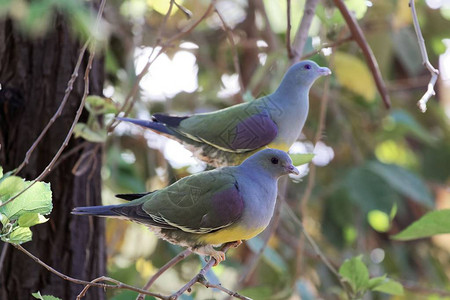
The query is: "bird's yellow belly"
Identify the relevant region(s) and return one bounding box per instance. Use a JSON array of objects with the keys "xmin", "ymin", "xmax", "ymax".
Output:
[{"xmin": 199, "ymin": 225, "xmax": 265, "ymax": 245}]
